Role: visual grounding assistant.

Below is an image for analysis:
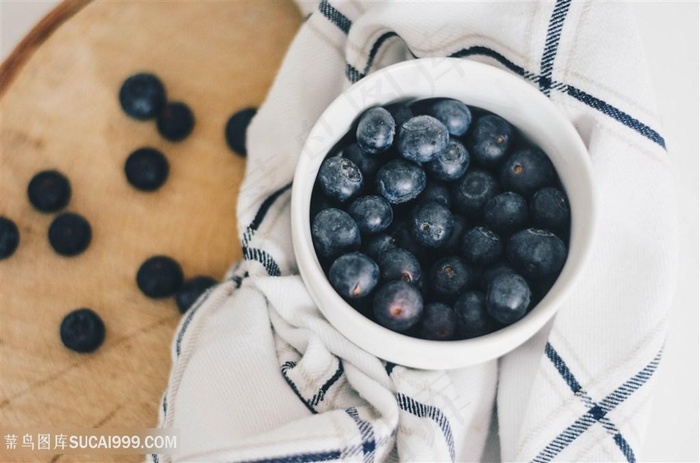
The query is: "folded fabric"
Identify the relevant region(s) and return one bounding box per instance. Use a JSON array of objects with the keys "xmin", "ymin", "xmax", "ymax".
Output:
[{"xmin": 150, "ymin": 1, "xmax": 678, "ymax": 462}]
